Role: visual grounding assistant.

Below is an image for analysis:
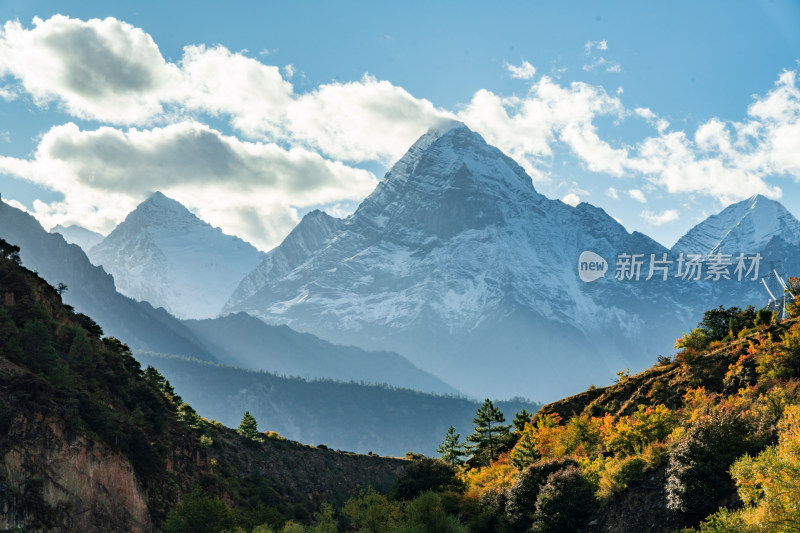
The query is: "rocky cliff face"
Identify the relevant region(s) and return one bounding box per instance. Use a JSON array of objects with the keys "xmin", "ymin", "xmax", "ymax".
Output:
[{"xmin": 1, "ymin": 408, "xmax": 152, "ymax": 532}]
